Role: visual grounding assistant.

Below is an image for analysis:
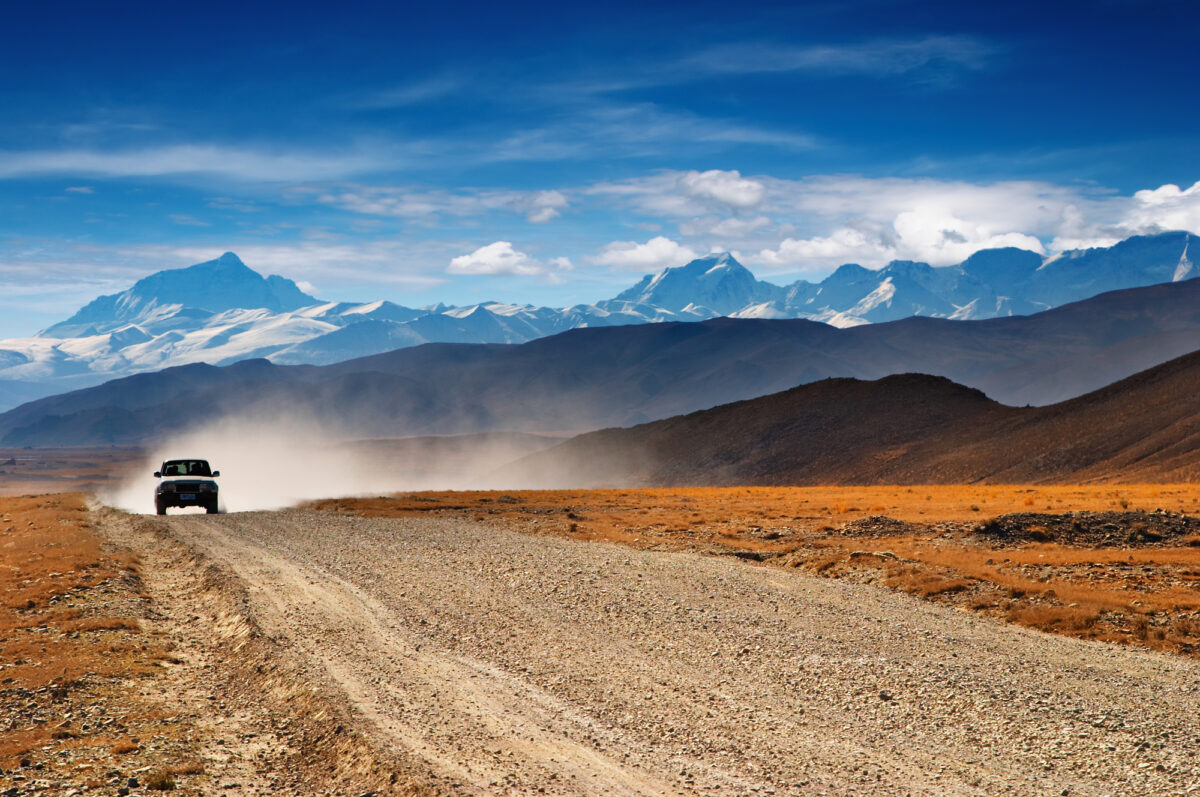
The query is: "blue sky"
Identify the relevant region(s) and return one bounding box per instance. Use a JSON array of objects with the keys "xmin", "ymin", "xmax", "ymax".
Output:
[{"xmin": 2, "ymin": 0, "xmax": 1199, "ymax": 337}]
